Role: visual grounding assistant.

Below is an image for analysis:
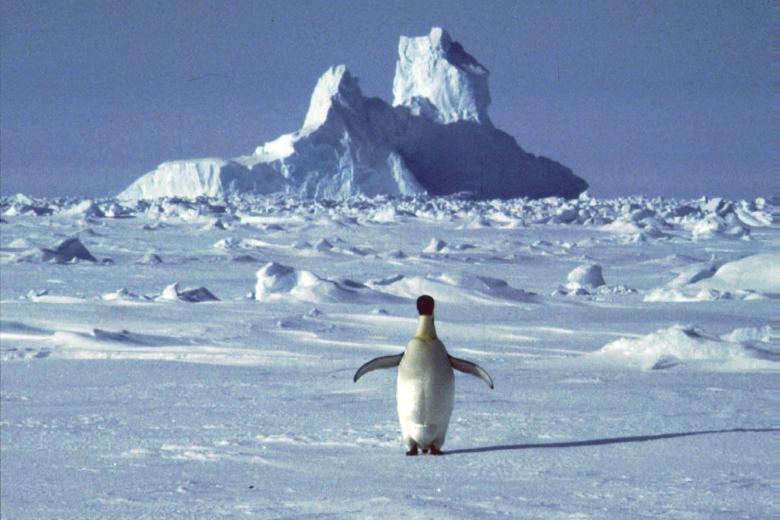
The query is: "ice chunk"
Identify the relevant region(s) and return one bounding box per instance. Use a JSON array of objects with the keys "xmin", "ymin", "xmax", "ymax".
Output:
[
  {"xmin": 566, "ymin": 264, "xmax": 606, "ymax": 290},
  {"xmin": 423, "ymin": 238, "xmax": 448, "ymax": 253},
  {"xmin": 40, "ymin": 238, "xmax": 97, "ymax": 263},
  {"xmin": 158, "ymin": 282, "xmax": 219, "ymax": 303},
  {"xmin": 136, "ymin": 252, "xmax": 163, "ymax": 265}
]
